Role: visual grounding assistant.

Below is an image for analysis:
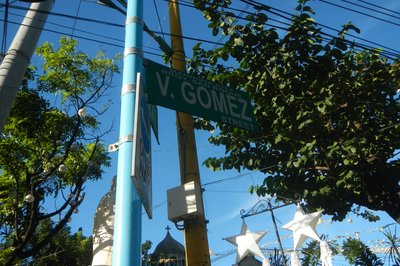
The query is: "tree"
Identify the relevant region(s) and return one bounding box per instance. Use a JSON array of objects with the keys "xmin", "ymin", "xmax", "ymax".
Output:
[
  {"xmin": 141, "ymin": 240, "xmax": 153, "ymax": 265},
  {"xmin": 0, "ymin": 36, "xmax": 119, "ymax": 265},
  {"xmin": 189, "ymin": 0, "xmax": 400, "ymax": 222},
  {"xmin": 342, "ymin": 238, "xmax": 383, "ymax": 266},
  {"xmin": 298, "ymin": 236, "xmax": 339, "ymax": 266},
  {"xmin": 267, "ymin": 248, "xmax": 289, "ymax": 266},
  {"xmin": 26, "ymin": 220, "xmax": 92, "ymax": 265}
]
